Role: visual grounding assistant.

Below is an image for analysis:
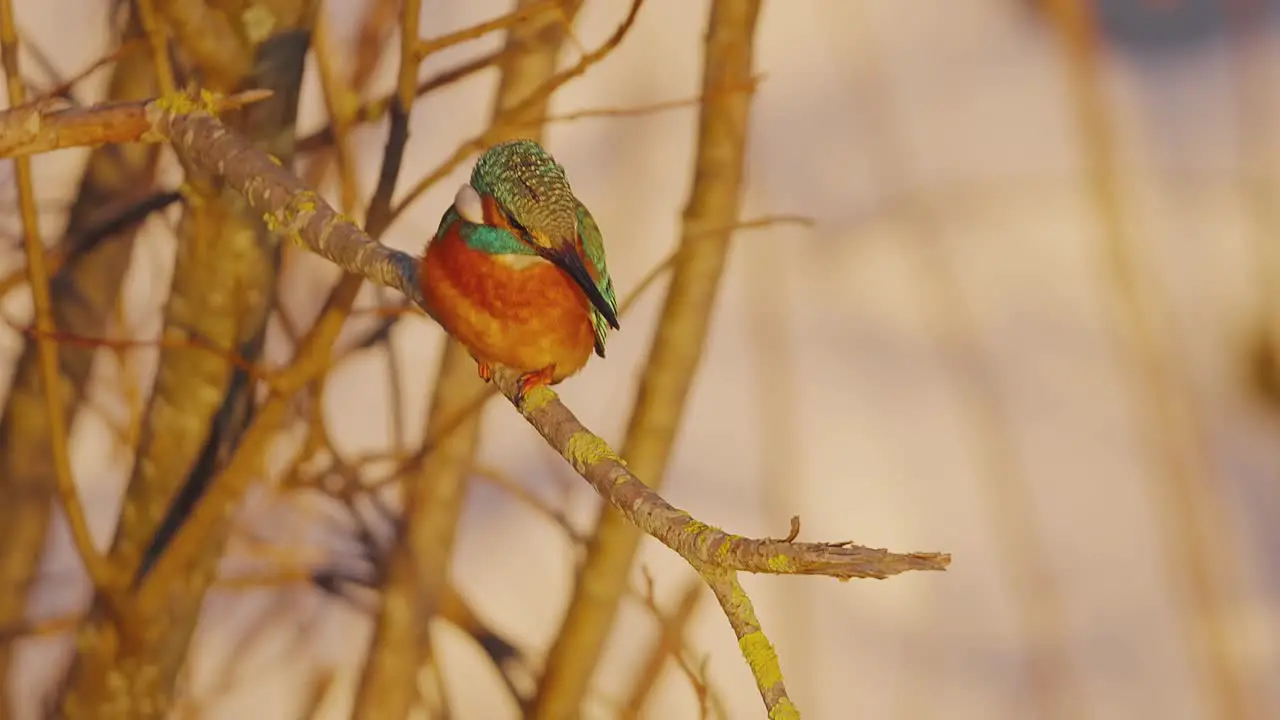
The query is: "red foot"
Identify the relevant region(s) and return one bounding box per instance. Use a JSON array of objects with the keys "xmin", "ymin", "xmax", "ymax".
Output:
[
  {"xmin": 476, "ymin": 361, "xmax": 494, "ymax": 383},
  {"xmin": 514, "ymin": 365, "xmax": 556, "ymax": 408}
]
